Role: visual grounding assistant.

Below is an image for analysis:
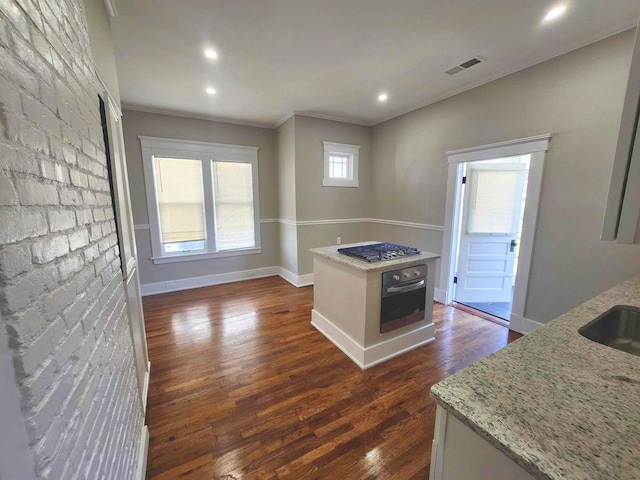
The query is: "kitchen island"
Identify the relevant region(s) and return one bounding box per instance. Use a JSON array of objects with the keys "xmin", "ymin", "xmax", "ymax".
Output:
[
  {"xmin": 310, "ymin": 241, "xmax": 440, "ymax": 369},
  {"xmin": 430, "ymin": 274, "xmax": 640, "ymax": 480}
]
